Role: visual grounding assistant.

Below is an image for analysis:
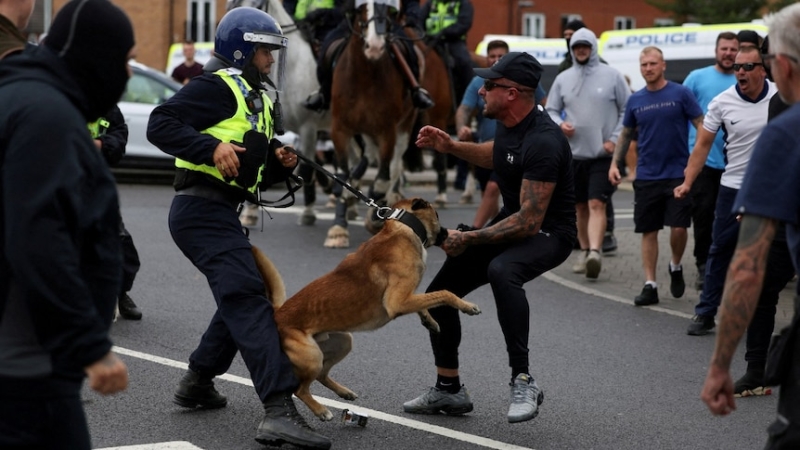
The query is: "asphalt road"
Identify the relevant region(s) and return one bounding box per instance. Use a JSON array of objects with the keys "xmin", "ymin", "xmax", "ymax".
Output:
[{"xmin": 88, "ymin": 182, "xmax": 778, "ymax": 450}]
